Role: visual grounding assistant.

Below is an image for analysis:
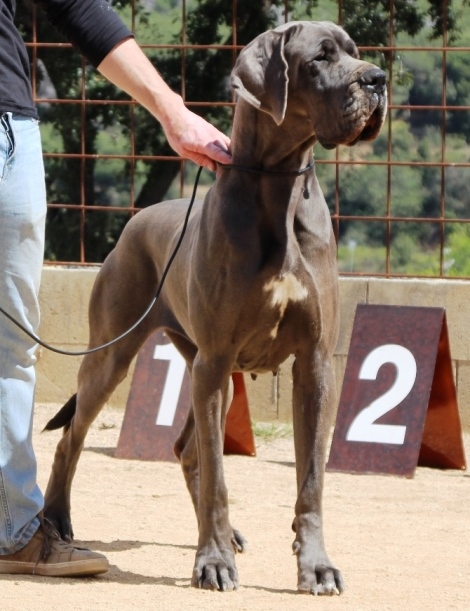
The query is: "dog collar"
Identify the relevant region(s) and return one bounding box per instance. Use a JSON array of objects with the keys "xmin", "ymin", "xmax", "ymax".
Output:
[
  {"xmin": 218, "ymin": 159, "xmax": 315, "ymax": 176},
  {"xmin": 217, "ymin": 159, "xmax": 314, "ymax": 199}
]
